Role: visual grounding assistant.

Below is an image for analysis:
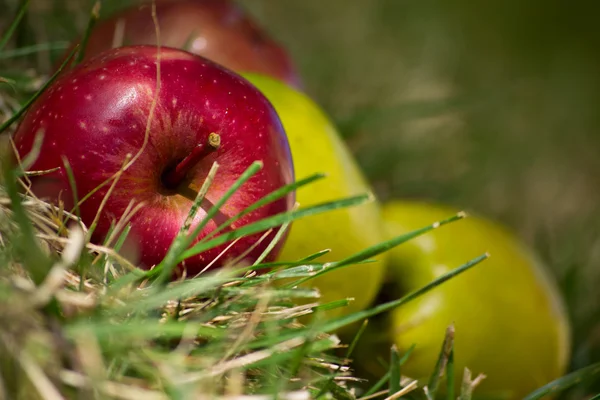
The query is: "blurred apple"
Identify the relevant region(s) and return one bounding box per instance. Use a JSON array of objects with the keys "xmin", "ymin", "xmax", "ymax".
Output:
[
  {"xmin": 354, "ymin": 200, "xmax": 571, "ymax": 399},
  {"xmin": 64, "ymin": 0, "xmax": 301, "ymax": 88},
  {"xmin": 242, "ymin": 73, "xmax": 387, "ymax": 321}
]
